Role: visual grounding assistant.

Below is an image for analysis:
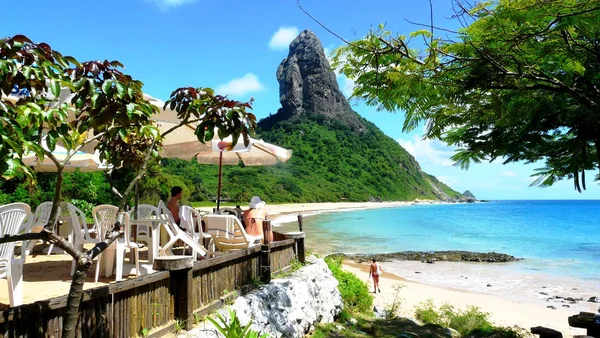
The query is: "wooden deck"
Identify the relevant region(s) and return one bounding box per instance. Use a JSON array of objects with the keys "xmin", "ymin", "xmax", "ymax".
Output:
[{"xmin": 0, "ymin": 233, "xmax": 304, "ymax": 337}]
